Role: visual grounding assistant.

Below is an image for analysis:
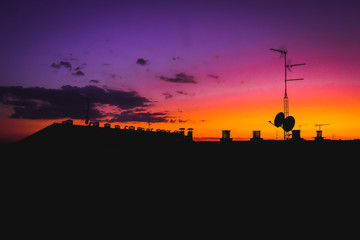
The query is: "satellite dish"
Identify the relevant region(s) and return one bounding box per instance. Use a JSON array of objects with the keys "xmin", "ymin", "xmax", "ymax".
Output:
[
  {"xmin": 274, "ymin": 112, "xmax": 285, "ymax": 127},
  {"xmin": 283, "ymin": 116, "xmax": 295, "ymax": 132}
]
